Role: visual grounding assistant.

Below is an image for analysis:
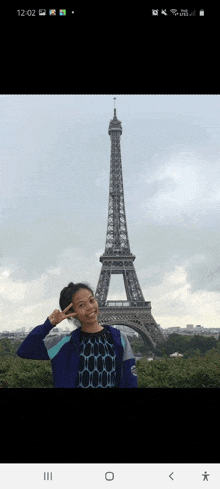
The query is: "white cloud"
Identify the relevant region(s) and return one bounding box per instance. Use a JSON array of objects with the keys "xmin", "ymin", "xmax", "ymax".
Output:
[
  {"xmin": 0, "ymin": 269, "xmax": 49, "ymax": 304},
  {"xmin": 1, "ymin": 270, "xmax": 10, "ymax": 278},
  {"xmin": 139, "ymin": 151, "xmax": 220, "ymax": 224},
  {"xmin": 146, "ymin": 265, "xmax": 220, "ymax": 329},
  {"xmin": 0, "ymin": 247, "xmax": 101, "ymax": 332},
  {"xmin": 47, "ymin": 268, "xmax": 62, "ymax": 275}
]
